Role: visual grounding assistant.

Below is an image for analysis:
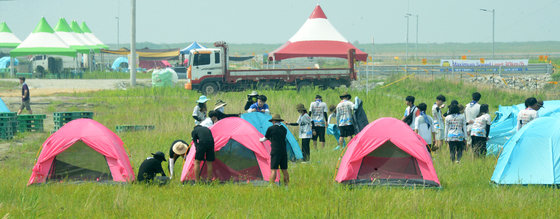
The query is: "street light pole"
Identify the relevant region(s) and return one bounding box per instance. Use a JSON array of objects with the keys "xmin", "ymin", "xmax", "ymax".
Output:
[
  {"xmin": 115, "ymin": 16, "xmax": 120, "ymax": 49},
  {"xmin": 415, "ymin": 14, "xmax": 419, "ymax": 60},
  {"xmin": 480, "ymin": 8, "xmax": 495, "ymax": 59},
  {"xmin": 405, "ymin": 13, "xmax": 411, "ymax": 74}
]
